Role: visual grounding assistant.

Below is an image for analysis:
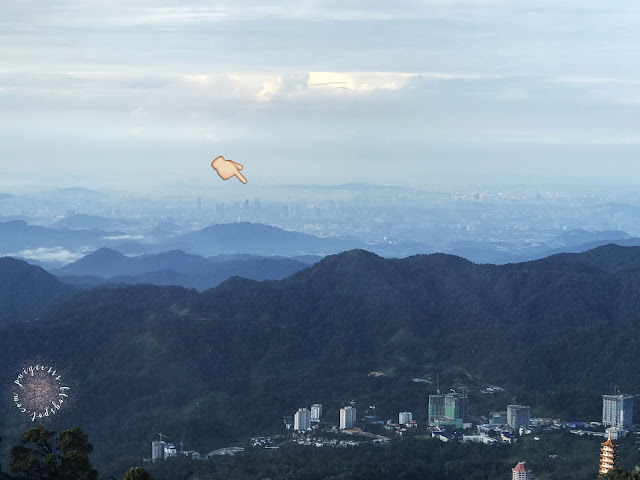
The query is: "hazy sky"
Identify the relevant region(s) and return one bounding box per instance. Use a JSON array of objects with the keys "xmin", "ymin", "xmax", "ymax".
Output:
[{"xmin": 2, "ymin": 1, "xmax": 640, "ymax": 191}]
